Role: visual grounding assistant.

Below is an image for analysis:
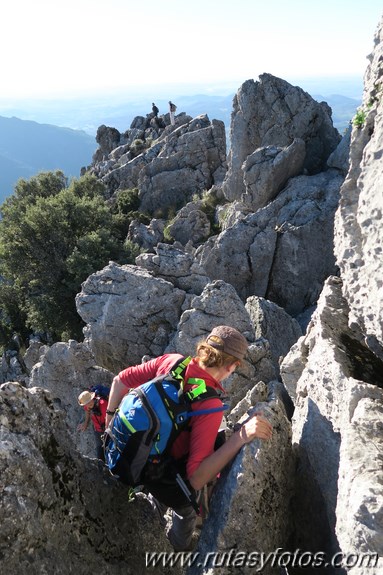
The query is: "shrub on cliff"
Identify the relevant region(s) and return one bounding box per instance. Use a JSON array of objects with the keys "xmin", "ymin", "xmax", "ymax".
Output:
[{"xmin": 0, "ymin": 171, "xmax": 135, "ymax": 344}]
